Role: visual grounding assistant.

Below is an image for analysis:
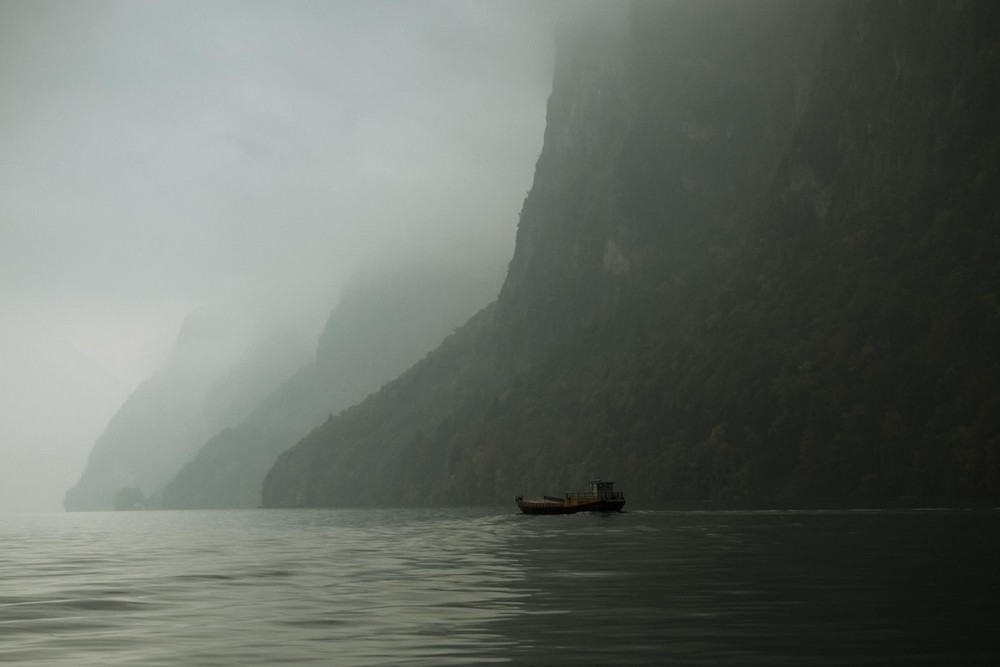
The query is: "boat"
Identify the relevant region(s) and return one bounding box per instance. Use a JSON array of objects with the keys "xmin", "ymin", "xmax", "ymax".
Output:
[{"xmin": 515, "ymin": 479, "xmax": 625, "ymax": 514}]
